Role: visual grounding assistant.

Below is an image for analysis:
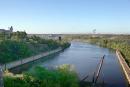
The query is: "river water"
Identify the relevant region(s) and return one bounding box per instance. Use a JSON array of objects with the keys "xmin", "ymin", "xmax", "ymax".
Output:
[{"xmin": 11, "ymin": 42, "xmax": 127, "ymax": 87}]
